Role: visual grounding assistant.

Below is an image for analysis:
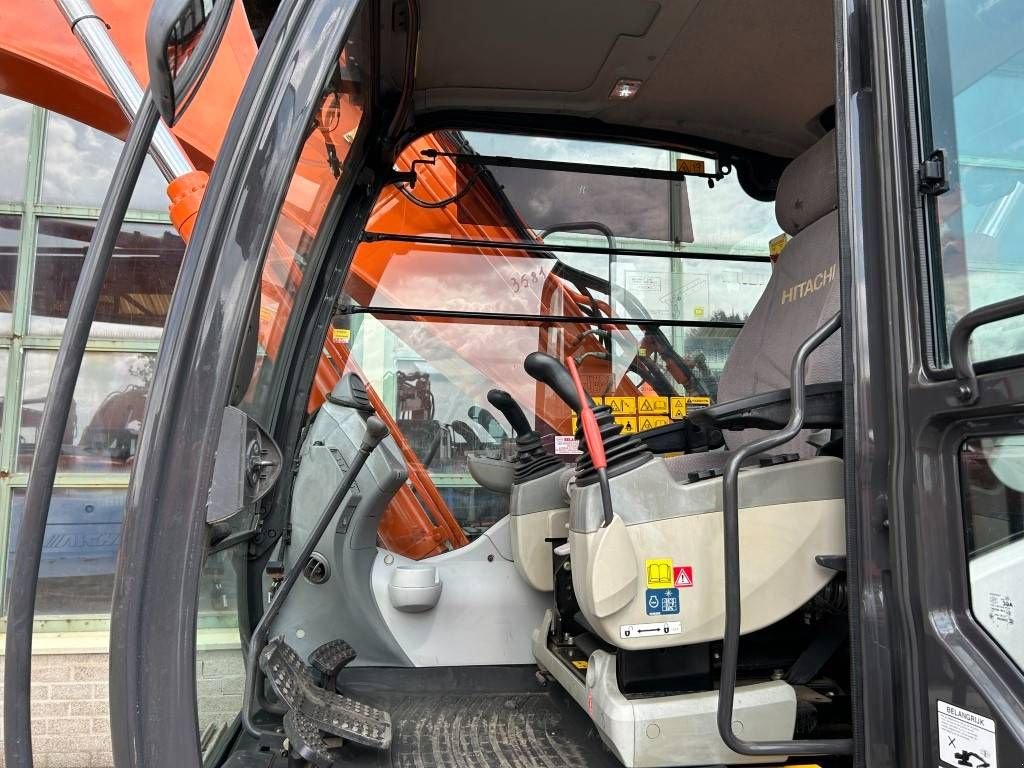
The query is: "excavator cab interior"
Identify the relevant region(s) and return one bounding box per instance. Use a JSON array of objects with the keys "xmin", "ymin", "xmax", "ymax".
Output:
[
  {"xmin": 231, "ymin": 118, "xmax": 850, "ymax": 767},
  {"xmin": 11, "ymin": 0, "xmax": 1024, "ymax": 767}
]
